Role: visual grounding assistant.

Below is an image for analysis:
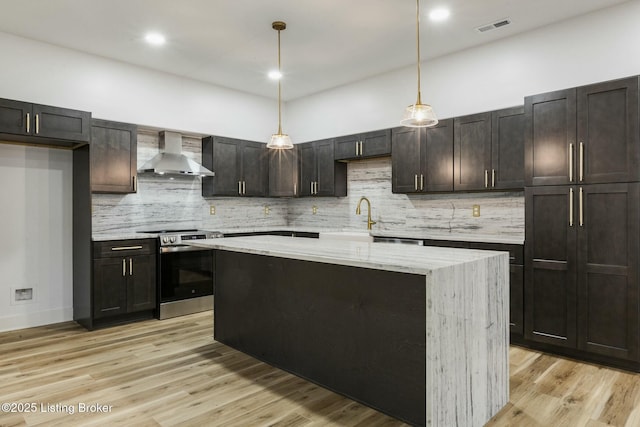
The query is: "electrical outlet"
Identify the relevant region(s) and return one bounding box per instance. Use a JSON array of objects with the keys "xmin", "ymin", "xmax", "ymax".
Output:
[
  {"xmin": 264, "ymin": 206, "xmax": 270, "ymax": 215},
  {"xmin": 312, "ymin": 205, "xmax": 318, "ymax": 215},
  {"xmin": 209, "ymin": 206, "xmax": 216, "ymax": 215},
  {"xmin": 472, "ymin": 204, "xmax": 480, "ymax": 217}
]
